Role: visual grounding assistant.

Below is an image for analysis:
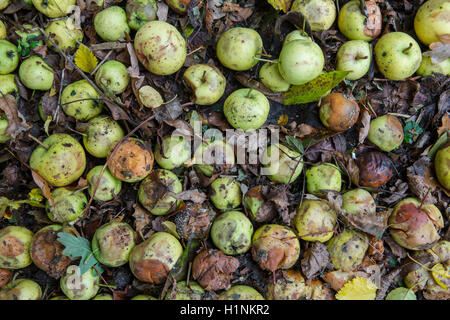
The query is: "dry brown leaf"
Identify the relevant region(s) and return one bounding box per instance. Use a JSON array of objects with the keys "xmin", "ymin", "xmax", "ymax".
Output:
[
  {"xmin": 437, "ymin": 114, "xmax": 449, "ymax": 137},
  {"xmin": 132, "ymin": 203, "xmax": 152, "ymax": 239},
  {"xmin": 0, "ymin": 94, "xmax": 31, "ymax": 139},
  {"xmin": 171, "ymin": 189, "xmax": 207, "ymax": 203},
  {"xmin": 358, "ymin": 109, "xmax": 371, "ymax": 145},
  {"xmin": 31, "ymin": 171, "xmax": 54, "ymax": 207},
  {"xmin": 222, "ymin": 1, "xmax": 253, "ymax": 22},
  {"xmin": 301, "ymin": 242, "xmax": 330, "ymax": 279}
]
